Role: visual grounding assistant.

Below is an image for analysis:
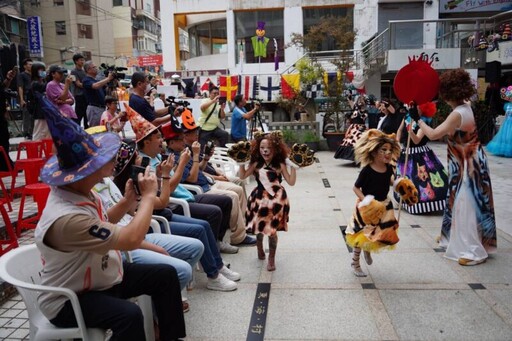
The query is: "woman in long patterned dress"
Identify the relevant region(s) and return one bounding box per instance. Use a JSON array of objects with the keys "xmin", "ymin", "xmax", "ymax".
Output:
[
  {"xmin": 239, "ymin": 132, "xmax": 296, "ymax": 271},
  {"xmin": 395, "ymin": 113, "xmax": 449, "ymax": 214},
  {"xmin": 334, "ymin": 95, "xmax": 368, "ymax": 162},
  {"xmin": 410, "ymin": 69, "xmax": 497, "ymax": 265}
]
